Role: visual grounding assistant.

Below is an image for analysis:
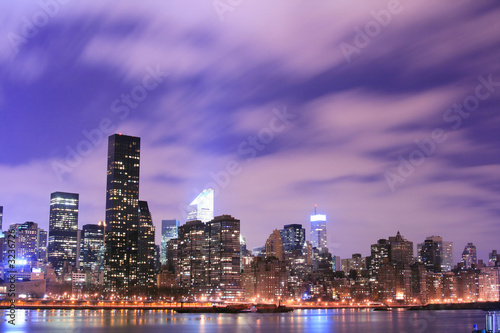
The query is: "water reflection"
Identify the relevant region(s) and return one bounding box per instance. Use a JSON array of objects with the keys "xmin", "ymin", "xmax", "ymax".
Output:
[{"xmin": 0, "ymin": 308, "xmax": 486, "ymax": 333}]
